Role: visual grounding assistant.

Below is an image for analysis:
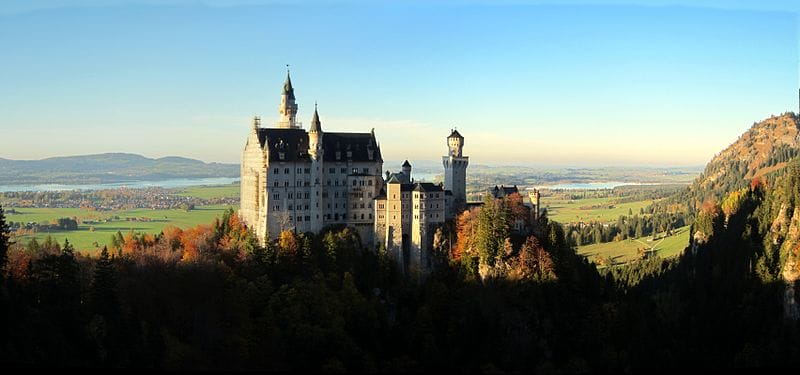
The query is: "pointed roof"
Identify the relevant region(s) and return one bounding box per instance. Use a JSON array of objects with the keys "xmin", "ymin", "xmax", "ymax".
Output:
[
  {"xmin": 283, "ymin": 71, "xmax": 295, "ymax": 100},
  {"xmin": 309, "ymin": 103, "xmax": 322, "ymax": 133},
  {"xmin": 402, "ymin": 160, "xmax": 411, "ymax": 168},
  {"xmin": 387, "ymin": 174, "xmax": 401, "ymax": 184},
  {"xmin": 448, "ymin": 129, "xmax": 464, "ymax": 139}
]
